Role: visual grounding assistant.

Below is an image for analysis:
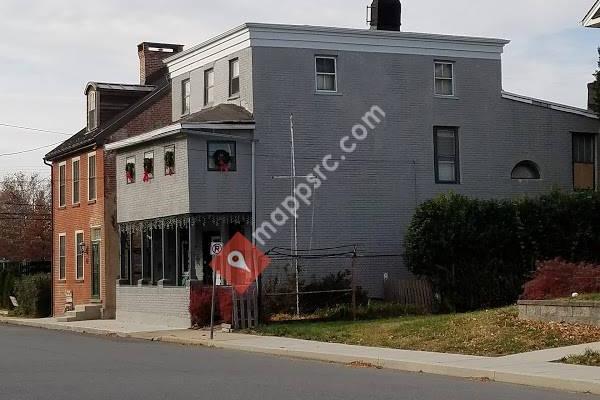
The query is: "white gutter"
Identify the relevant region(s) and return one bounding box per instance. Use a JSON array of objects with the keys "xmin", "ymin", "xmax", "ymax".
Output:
[{"xmin": 105, "ymin": 122, "xmax": 256, "ymax": 151}]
